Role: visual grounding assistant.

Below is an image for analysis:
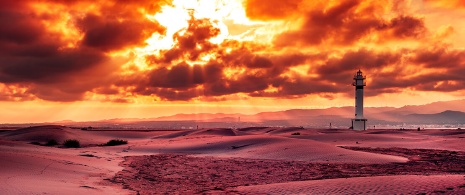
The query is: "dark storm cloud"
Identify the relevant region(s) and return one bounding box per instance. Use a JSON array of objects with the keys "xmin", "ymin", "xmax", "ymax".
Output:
[
  {"xmin": 274, "ymin": 0, "xmax": 374, "ymax": 46},
  {"xmin": 316, "ymin": 49, "xmax": 401, "ymax": 81},
  {"xmin": 219, "ymin": 47, "xmax": 275, "ymax": 68},
  {"xmin": 412, "ymin": 48, "xmax": 465, "ymax": 69},
  {"xmin": 73, "ymin": 0, "xmax": 167, "ymax": 51},
  {"xmin": 0, "ymin": 48, "xmax": 106, "ymax": 83},
  {"xmin": 77, "ymin": 14, "xmax": 164, "ymax": 51},
  {"xmin": 379, "ymin": 16, "xmax": 426, "ymax": 39},
  {"xmin": 254, "ymin": 76, "xmax": 344, "ymax": 97},
  {"xmin": 0, "ymin": 0, "xmax": 167, "ymax": 101},
  {"xmin": 148, "ymin": 62, "xmax": 221, "ymax": 89},
  {"xmin": 273, "ymin": 1, "xmax": 426, "ymax": 47},
  {"xmin": 363, "ymin": 47, "xmax": 465, "ymax": 96},
  {"xmin": 0, "ymin": 11, "xmax": 43, "ymax": 45},
  {"xmin": 154, "ymin": 88, "xmax": 202, "ymax": 101},
  {"xmin": 206, "ymin": 72, "xmax": 272, "ymax": 96}
]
